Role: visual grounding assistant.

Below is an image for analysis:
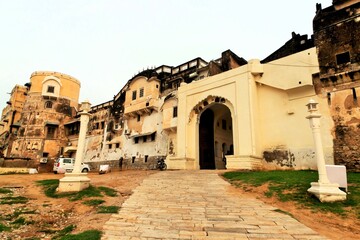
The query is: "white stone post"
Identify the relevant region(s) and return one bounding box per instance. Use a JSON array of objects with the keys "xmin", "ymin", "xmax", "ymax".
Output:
[
  {"xmin": 58, "ymin": 100, "xmax": 91, "ymax": 192},
  {"xmin": 306, "ymin": 99, "xmax": 346, "ymax": 202},
  {"xmin": 73, "ymin": 100, "xmax": 91, "ymax": 173}
]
